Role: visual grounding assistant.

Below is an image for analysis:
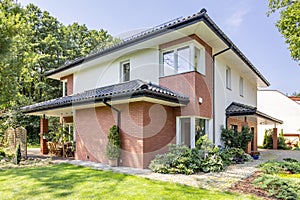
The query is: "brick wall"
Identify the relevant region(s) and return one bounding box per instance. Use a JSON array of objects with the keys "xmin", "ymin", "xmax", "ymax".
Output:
[{"xmin": 75, "ymin": 101, "xmax": 176, "ymax": 168}]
